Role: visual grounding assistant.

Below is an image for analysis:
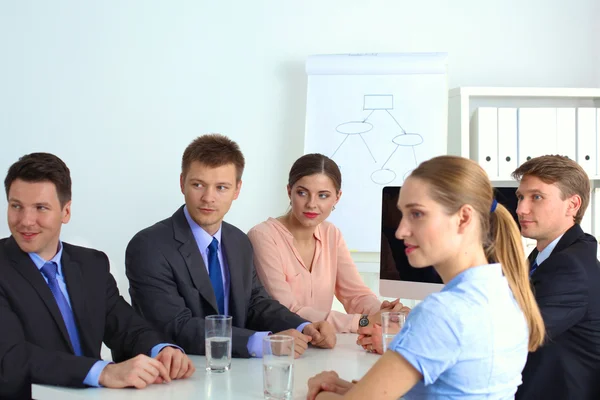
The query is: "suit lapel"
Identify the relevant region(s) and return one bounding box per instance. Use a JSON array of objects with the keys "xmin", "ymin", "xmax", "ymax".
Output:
[
  {"xmin": 6, "ymin": 237, "xmax": 73, "ymax": 352},
  {"xmin": 172, "ymin": 207, "xmax": 219, "ymax": 313},
  {"xmin": 221, "ymin": 223, "xmax": 244, "ymax": 324},
  {"xmin": 551, "ymin": 224, "xmax": 583, "ymax": 254},
  {"xmin": 61, "ymin": 248, "xmax": 93, "ymax": 356},
  {"xmin": 528, "ymin": 224, "xmax": 583, "ymax": 278}
]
